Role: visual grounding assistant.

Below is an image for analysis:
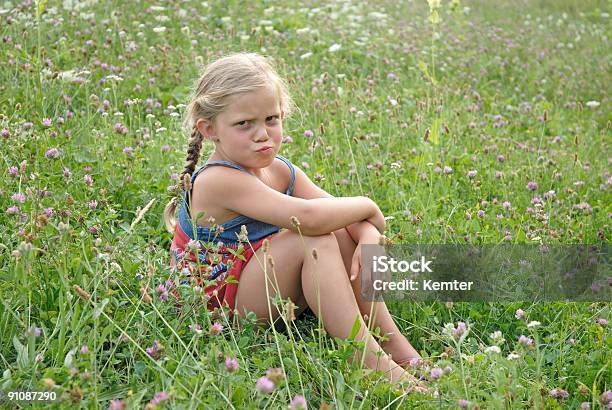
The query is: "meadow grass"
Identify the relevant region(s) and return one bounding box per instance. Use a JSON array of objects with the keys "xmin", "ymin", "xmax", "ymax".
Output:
[{"xmin": 0, "ymin": 0, "xmax": 610, "ymax": 408}]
